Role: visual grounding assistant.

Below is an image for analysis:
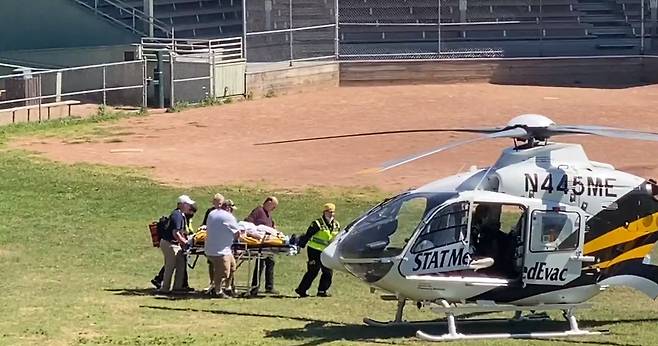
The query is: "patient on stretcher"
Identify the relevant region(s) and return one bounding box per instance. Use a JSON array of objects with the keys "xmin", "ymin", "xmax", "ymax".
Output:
[{"xmin": 189, "ymin": 221, "xmax": 293, "ymax": 248}]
